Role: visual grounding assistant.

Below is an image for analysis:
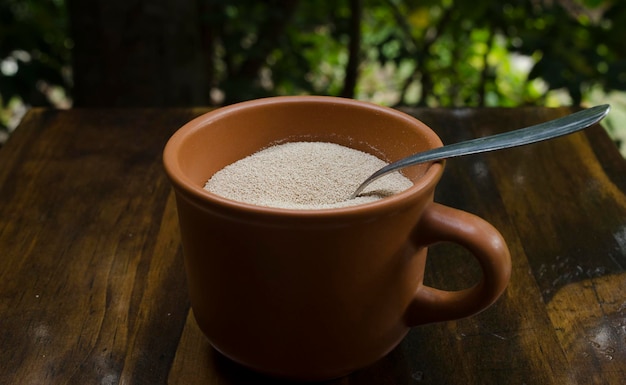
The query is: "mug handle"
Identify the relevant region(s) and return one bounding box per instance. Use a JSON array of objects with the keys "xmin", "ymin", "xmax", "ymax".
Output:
[{"xmin": 405, "ymin": 203, "xmax": 512, "ymax": 326}]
